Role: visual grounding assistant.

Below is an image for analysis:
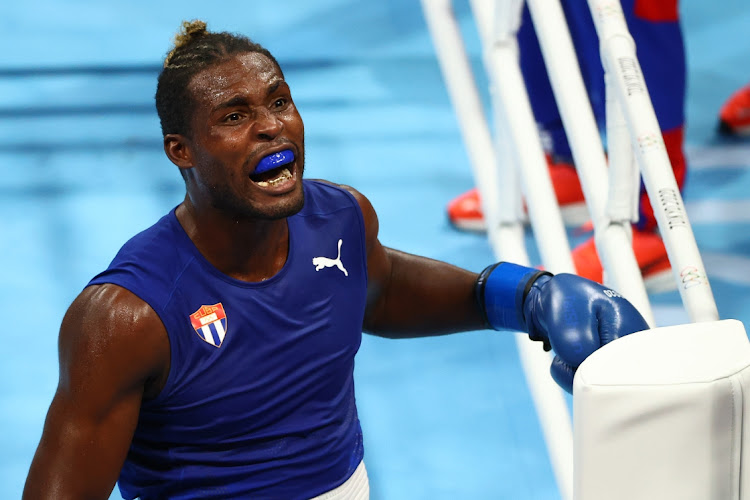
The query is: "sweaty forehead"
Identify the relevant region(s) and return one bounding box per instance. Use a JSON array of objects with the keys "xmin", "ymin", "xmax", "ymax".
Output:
[{"xmin": 188, "ymin": 52, "xmax": 283, "ymax": 106}]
